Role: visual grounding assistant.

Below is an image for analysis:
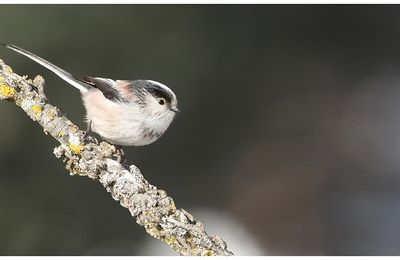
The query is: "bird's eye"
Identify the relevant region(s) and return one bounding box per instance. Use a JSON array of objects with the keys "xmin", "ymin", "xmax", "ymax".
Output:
[{"xmin": 158, "ymin": 98, "xmax": 166, "ymax": 105}]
